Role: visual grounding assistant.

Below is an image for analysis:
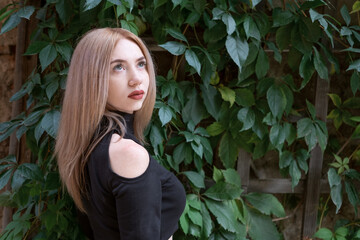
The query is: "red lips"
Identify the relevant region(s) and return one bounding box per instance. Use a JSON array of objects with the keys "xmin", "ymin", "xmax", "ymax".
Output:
[{"xmin": 128, "ymin": 90, "xmax": 145, "ymax": 100}]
